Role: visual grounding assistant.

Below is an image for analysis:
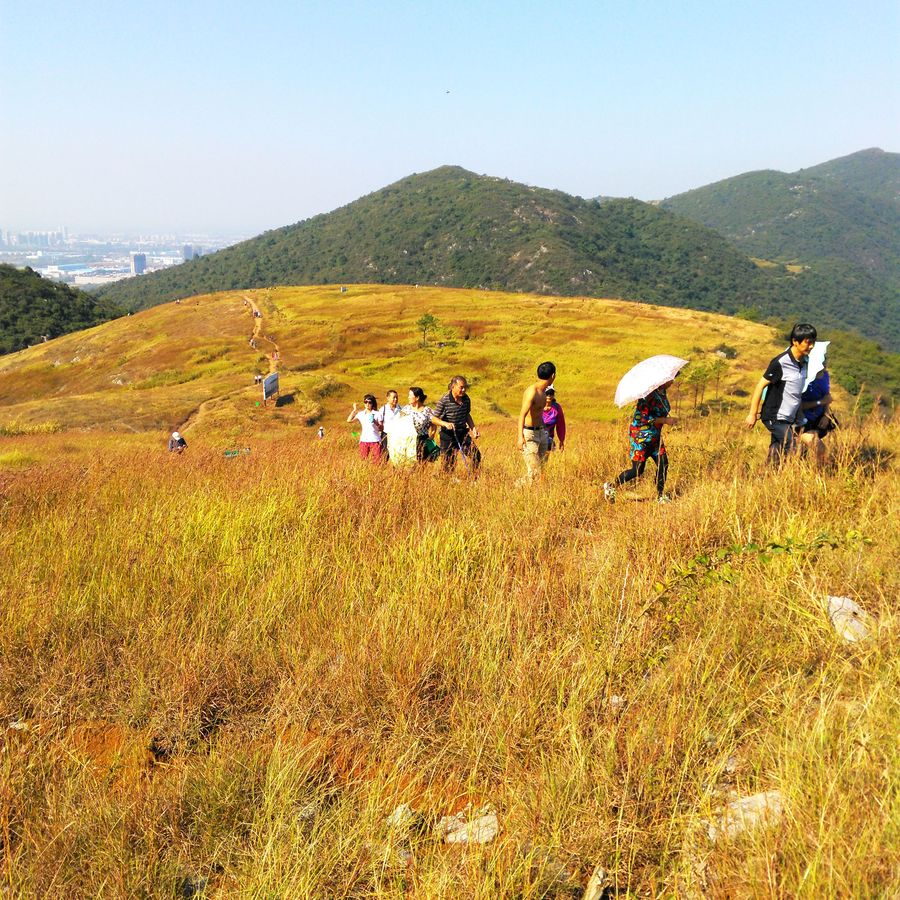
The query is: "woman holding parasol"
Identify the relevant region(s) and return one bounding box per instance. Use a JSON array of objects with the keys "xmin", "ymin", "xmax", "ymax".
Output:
[{"xmin": 603, "ymin": 355, "xmax": 688, "ymax": 503}]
